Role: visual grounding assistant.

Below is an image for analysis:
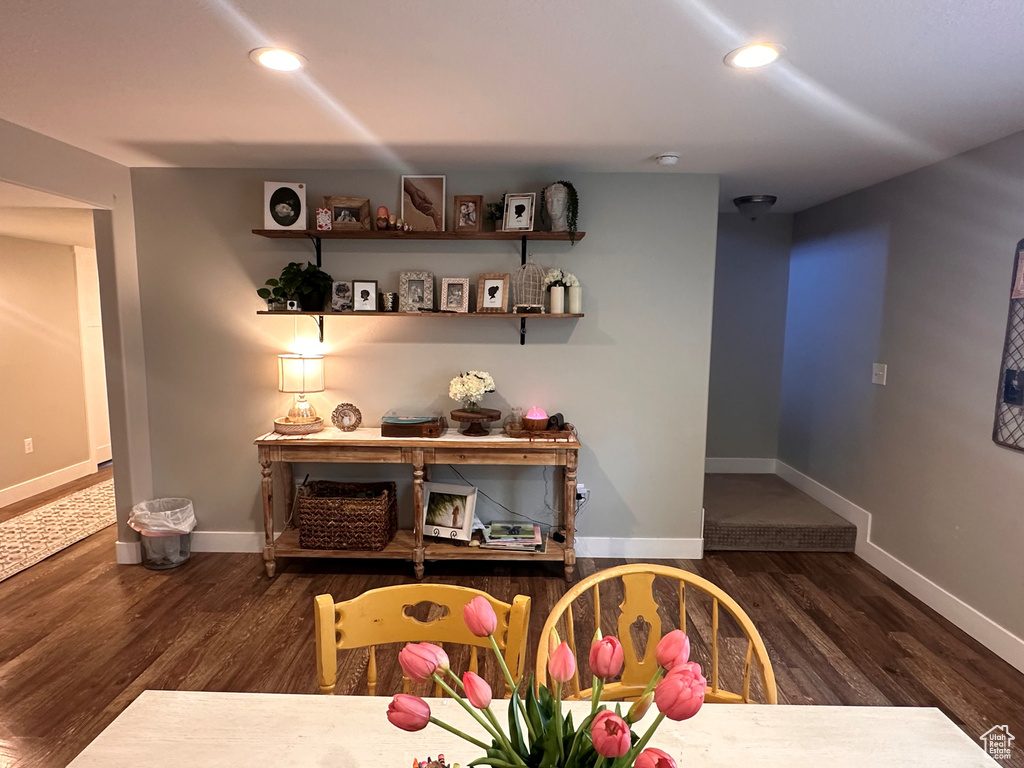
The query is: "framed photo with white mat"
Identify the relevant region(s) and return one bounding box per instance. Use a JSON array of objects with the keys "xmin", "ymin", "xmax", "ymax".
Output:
[{"xmin": 422, "ymin": 482, "xmax": 477, "ymax": 541}]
